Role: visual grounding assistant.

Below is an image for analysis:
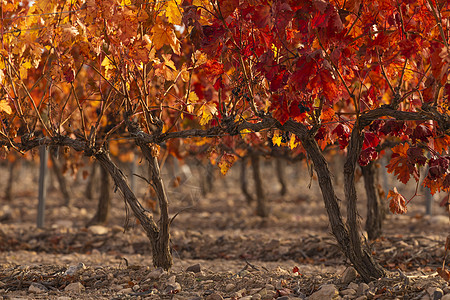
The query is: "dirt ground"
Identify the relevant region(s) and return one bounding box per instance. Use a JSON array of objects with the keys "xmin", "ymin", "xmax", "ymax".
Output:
[{"xmin": 0, "ymin": 156, "xmax": 450, "ymax": 299}]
